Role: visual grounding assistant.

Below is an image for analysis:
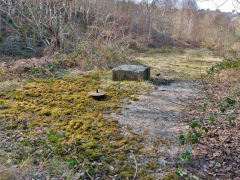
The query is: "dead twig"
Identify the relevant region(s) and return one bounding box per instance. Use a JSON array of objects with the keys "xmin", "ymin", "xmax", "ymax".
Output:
[
  {"xmin": 74, "ymin": 158, "xmax": 94, "ymax": 180},
  {"xmin": 83, "ymin": 165, "xmax": 94, "ymax": 180},
  {"xmin": 131, "ymin": 151, "xmax": 138, "ymax": 180}
]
